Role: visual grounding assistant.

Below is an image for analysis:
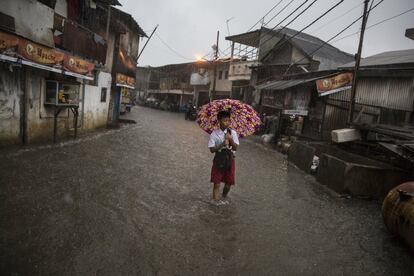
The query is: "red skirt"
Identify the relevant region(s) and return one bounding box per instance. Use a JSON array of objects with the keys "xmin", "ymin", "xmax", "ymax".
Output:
[{"xmin": 210, "ymin": 159, "xmax": 236, "ymax": 185}]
